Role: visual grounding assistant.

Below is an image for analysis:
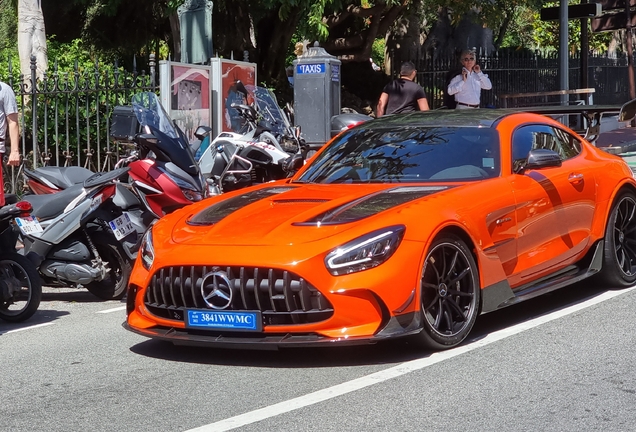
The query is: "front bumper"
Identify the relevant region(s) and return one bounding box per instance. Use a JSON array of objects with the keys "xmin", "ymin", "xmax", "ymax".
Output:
[{"xmin": 123, "ymin": 311, "xmax": 422, "ymax": 350}]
